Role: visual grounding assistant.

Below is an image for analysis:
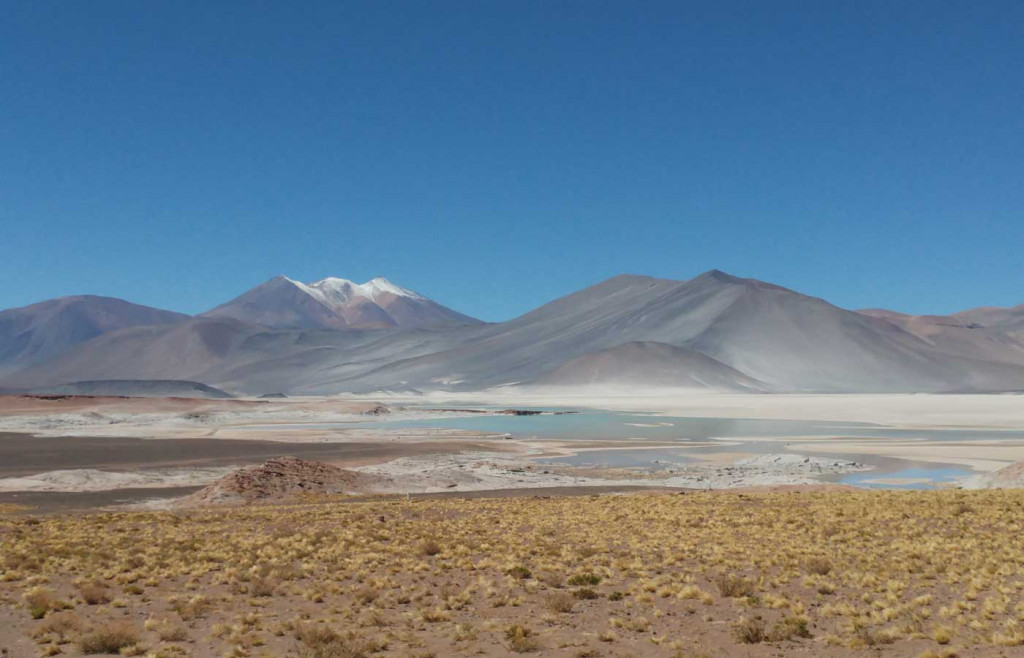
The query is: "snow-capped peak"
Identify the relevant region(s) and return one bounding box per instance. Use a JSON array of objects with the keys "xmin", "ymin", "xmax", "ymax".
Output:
[
  {"xmin": 280, "ymin": 276, "xmax": 331, "ymax": 303},
  {"xmin": 361, "ymin": 277, "xmax": 425, "ymax": 301},
  {"xmin": 306, "ymin": 276, "xmax": 425, "ymax": 303}
]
